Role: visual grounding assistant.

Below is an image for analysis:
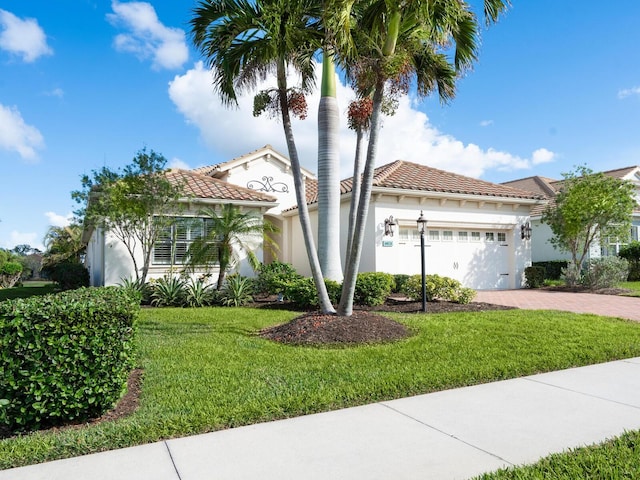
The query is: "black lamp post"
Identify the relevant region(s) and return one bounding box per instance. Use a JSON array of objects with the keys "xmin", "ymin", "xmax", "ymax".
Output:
[{"xmin": 417, "ymin": 210, "xmax": 428, "ymax": 312}]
